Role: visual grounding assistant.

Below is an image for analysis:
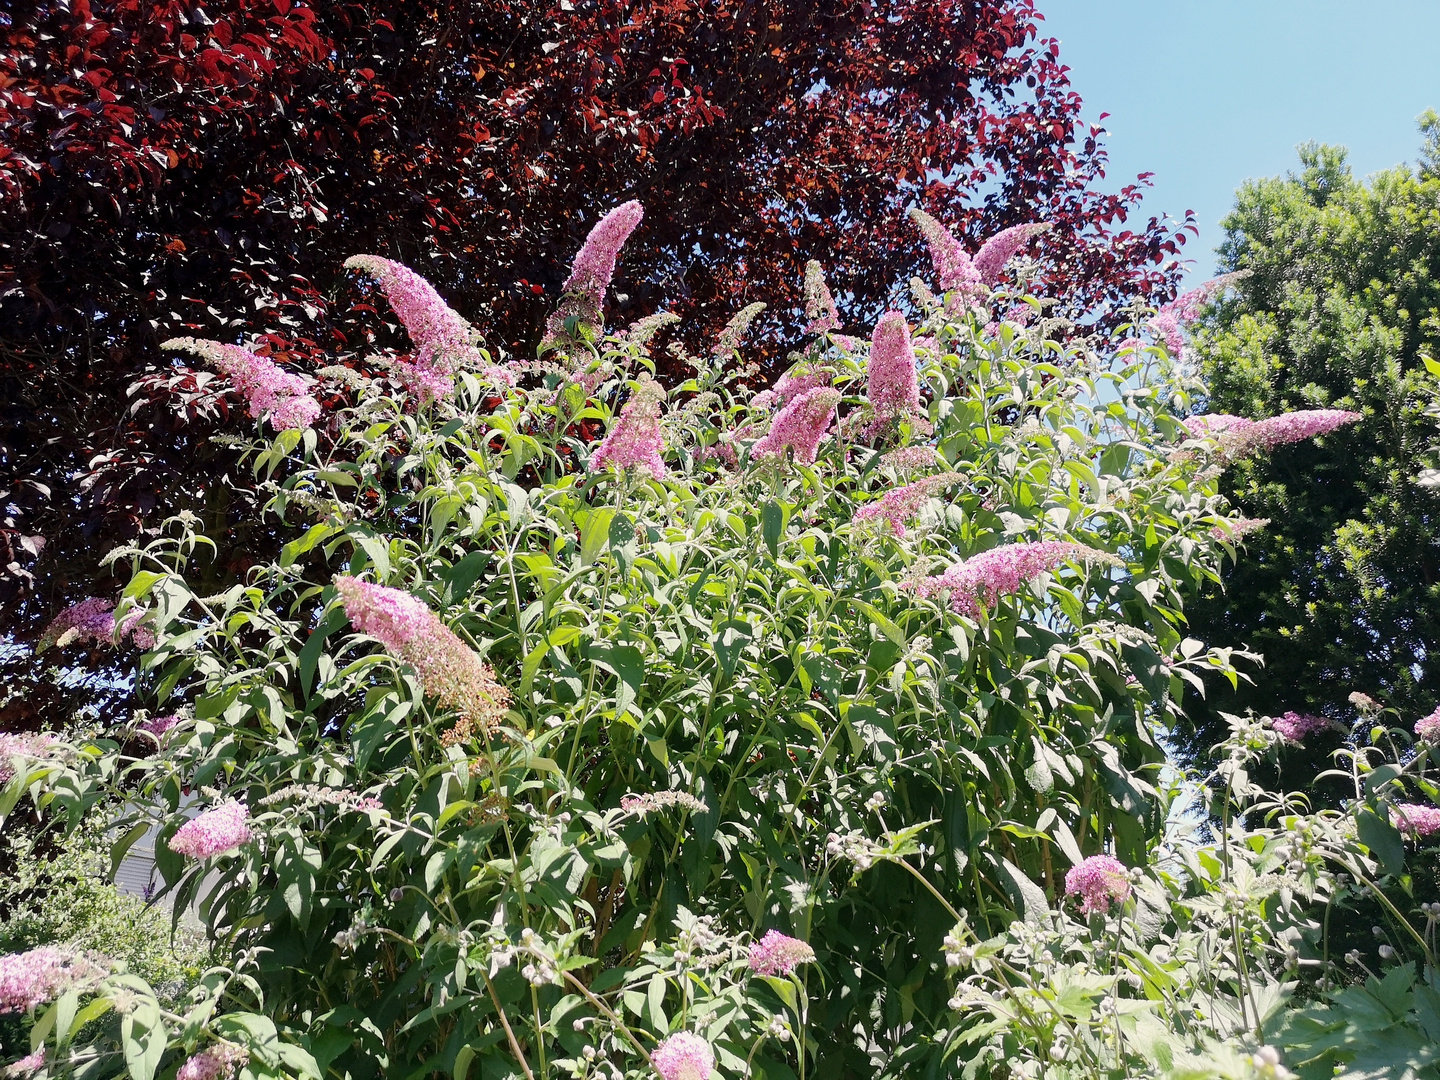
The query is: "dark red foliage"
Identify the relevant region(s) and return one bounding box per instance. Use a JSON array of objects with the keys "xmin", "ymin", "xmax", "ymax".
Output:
[{"xmin": 0, "ymin": 0, "xmax": 1192, "ymax": 659}]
